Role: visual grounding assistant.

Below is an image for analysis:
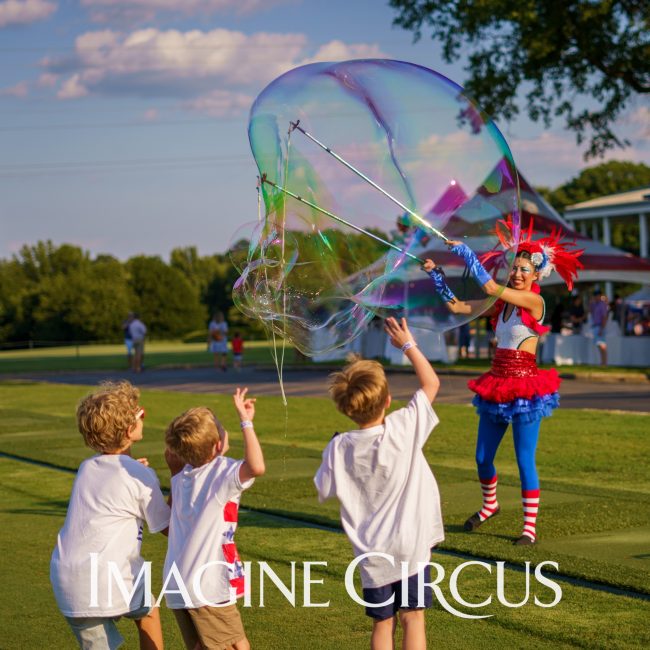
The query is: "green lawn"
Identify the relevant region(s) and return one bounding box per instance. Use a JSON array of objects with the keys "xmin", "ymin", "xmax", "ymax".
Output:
[
  {"xmin": 0, "ymin": 340, "xmax": 289, "ymax": 373},
  {"xmin": 0, "ymin": 381, "xmax": 649, "ymax": 647},
  {"xmin": 1, "ymin": 460, "xmax": 649, "ymax": 649},
  {"xmin": 2, "ymin": 341, "xmax": 647, "ymax": 377}
]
